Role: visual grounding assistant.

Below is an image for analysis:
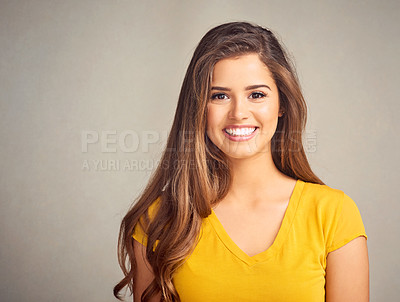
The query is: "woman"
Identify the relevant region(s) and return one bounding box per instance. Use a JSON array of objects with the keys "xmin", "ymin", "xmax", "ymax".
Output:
[{"xmin": 114, "ymin": 21, "xmax": 369, "ymax": 302}]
